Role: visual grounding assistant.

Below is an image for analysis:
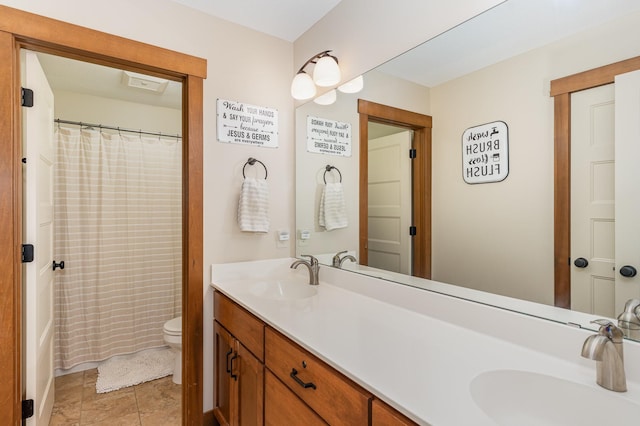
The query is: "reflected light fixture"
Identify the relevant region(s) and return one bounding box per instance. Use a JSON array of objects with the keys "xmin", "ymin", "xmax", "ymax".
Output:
[
  {"xmin": 291, "ymin": 50, "xmax": 341, "ymax": 100},
  {"xmin": 338, "ymin": 75, "xmax": 364, "ymax": 94},
  {"xmin": 313, "ymin": 89, "xmax": 337, "ymax": 105}
]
